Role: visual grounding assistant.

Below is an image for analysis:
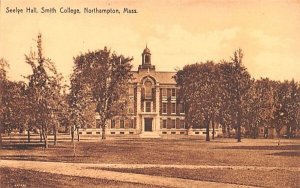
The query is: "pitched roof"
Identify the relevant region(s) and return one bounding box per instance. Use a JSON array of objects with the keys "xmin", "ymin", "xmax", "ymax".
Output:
[{"xmin": 131, "ymin": 70, "xmax": 176, "ymax": 85}]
